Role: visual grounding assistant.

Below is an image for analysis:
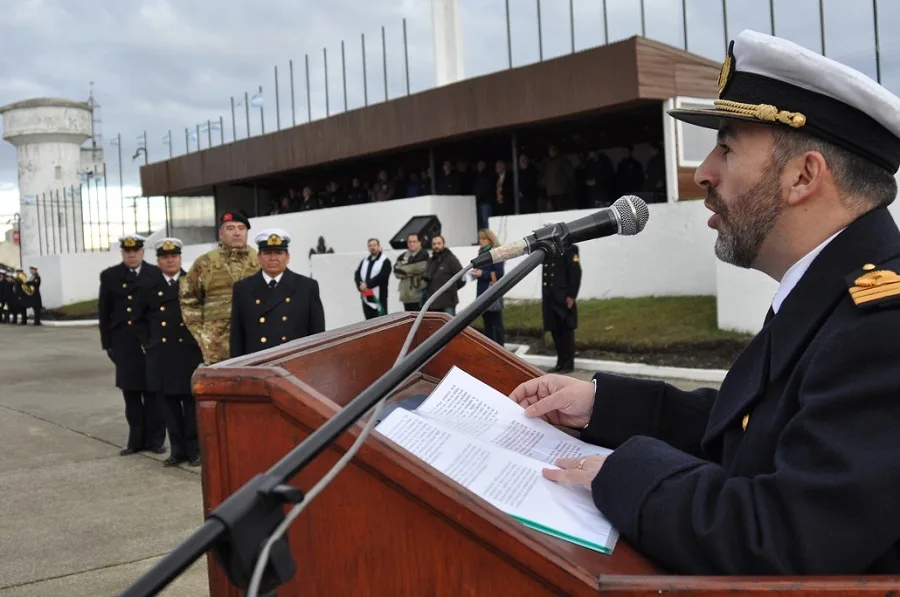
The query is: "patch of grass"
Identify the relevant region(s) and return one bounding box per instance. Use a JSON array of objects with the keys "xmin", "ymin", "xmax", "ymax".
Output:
[
  {"xmin": 43, "ymin": 299, "xmax": 99, "ymax": 320},
  {"xmin": 471, "ymin": 296, "xmax": 753, "ymax": 369}
]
